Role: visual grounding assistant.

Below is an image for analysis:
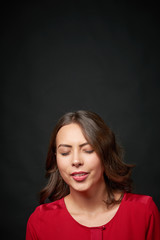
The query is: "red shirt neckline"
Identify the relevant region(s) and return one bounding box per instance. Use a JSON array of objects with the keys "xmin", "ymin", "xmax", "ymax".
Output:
[{"xmin": 62, "ymin": 192, "xmax": 126, "ymax": 229}]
